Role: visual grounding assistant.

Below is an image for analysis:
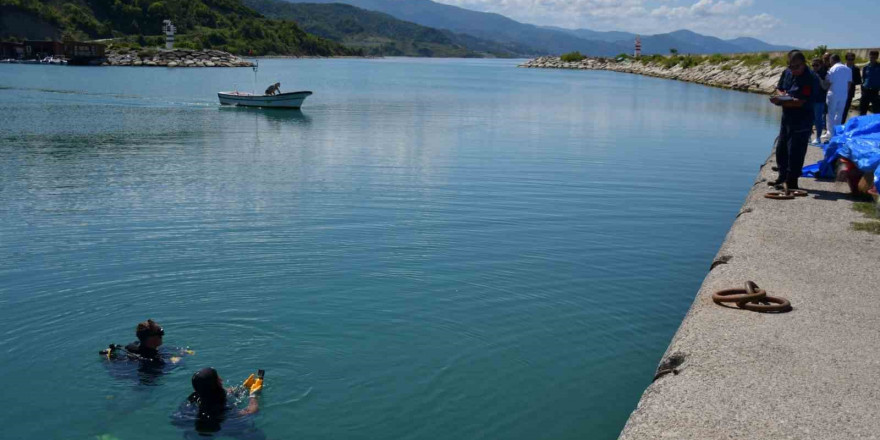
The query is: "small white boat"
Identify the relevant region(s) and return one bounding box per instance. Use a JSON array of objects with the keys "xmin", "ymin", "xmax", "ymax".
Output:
[
  {"xmin": 218, "ymin": 91, "xmax": 313, "ymax": 109},
  {"xmin": 218, "ymin": 59, "xmax": 312, "ymax": 109}
]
